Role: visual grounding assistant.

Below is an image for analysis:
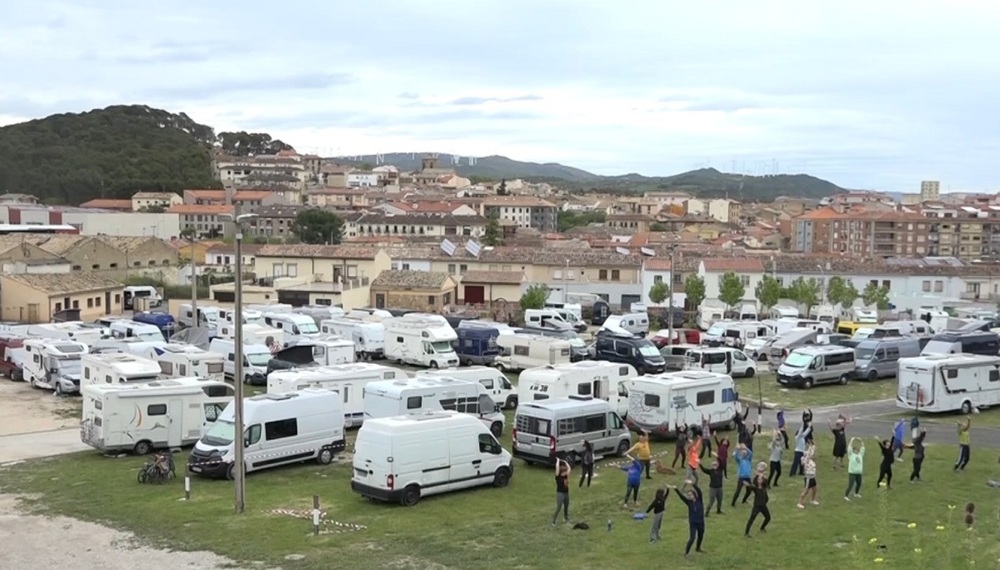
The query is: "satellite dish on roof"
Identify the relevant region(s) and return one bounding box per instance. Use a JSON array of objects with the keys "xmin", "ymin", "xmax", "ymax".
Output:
[
  {"xmin": 440, "ymin": 239, "xmax": 456, "ymax": 256},
  {"xmin": 640, "ymin": 247, "xmax": 655, "ymax": 256},
  {"xmin": 465, "ymin": 240, "xmax": 482, "ymax": 258},
  {"xmin": 616, "ymin": 246, "xmax": 630, "ymax": 255}
]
